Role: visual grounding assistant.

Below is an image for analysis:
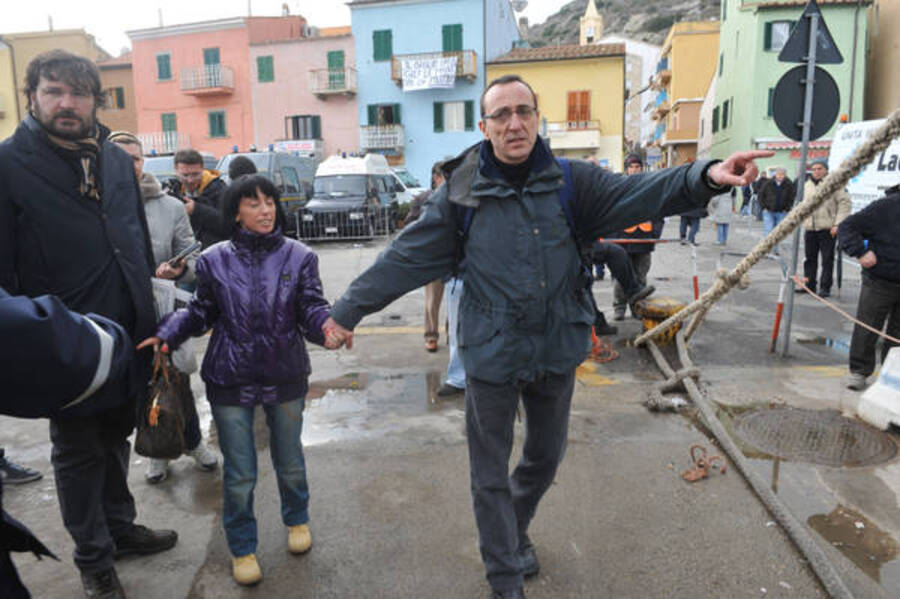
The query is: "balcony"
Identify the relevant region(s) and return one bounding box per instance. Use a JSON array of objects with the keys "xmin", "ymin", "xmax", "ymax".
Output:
[
  {"xmin": 180, "ymin": 65, "xmax": 234, "ymax": 95},
  {"xmin": 360, "ymin": 124, "xmax": 404, "ymax": 152},
  {"xmin": 138, "ymin": 131, "xmax": 191, "ymax": 155},
  {"xmin": 309, "ymin": 67, "xmax": 358, "ymax": 98},
  {"xmin": 390, "ymin": 50, "xmax": 477, "ymax": 86},
  {"xmin": 663, "ymin": 127, "xmax": 698, "ymax": 145},
  {"xmin": 544, "ymin": 121, "xmax": 604, "ymax": 150}
]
